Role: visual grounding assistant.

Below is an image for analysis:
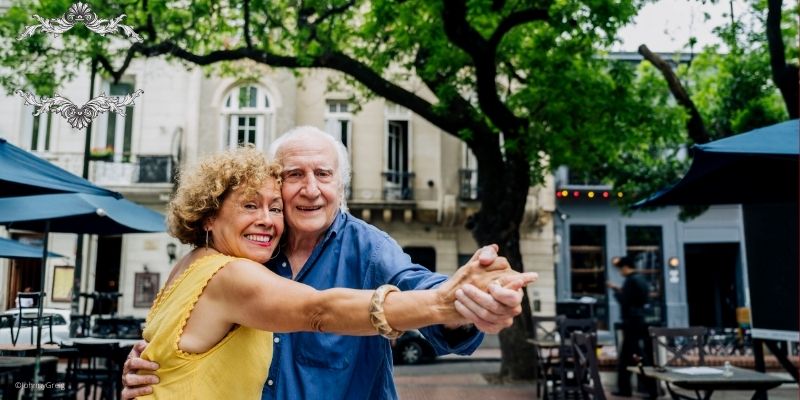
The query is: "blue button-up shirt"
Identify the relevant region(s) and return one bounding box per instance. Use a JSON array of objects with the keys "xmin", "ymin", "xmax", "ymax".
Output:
[{"xmin": 261, "ymin": 212, "xmax": 483, "ymax": 400}]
